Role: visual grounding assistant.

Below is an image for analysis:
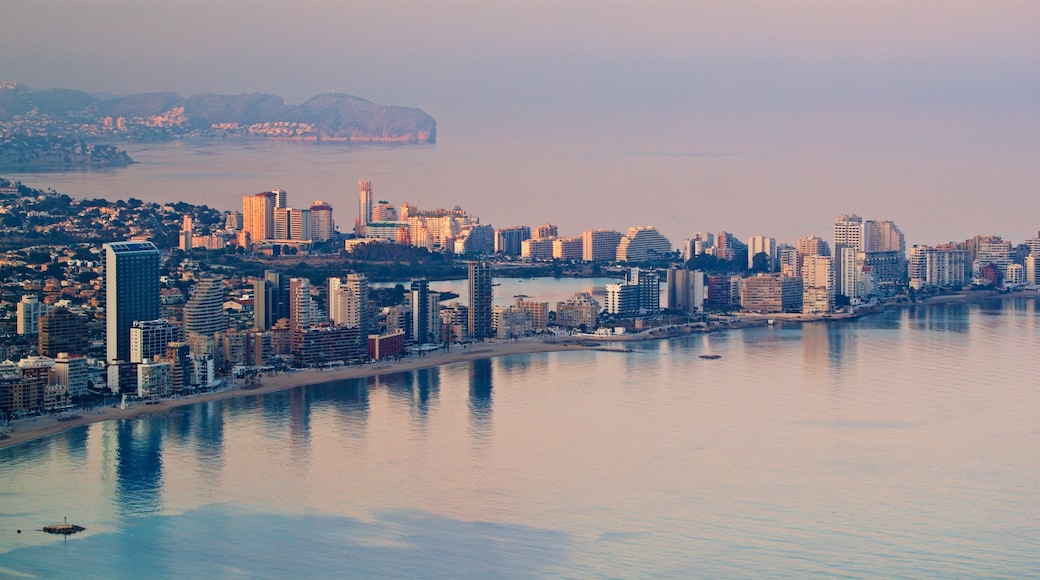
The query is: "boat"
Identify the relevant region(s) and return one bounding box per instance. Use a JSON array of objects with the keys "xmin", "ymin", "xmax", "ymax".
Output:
[{"xmin": 699, "ymin": 354, "xmax": 722, "ymax": 360}]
